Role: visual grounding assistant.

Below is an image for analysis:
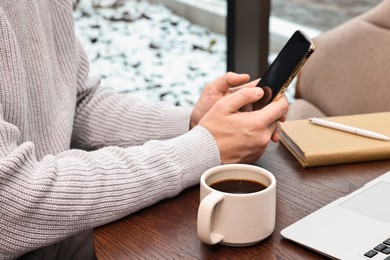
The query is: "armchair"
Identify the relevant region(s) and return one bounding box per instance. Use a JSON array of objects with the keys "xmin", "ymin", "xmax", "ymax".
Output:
[{"xmin": 287, "ymin": 0, "xmax": 390, "ymax": 120}]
